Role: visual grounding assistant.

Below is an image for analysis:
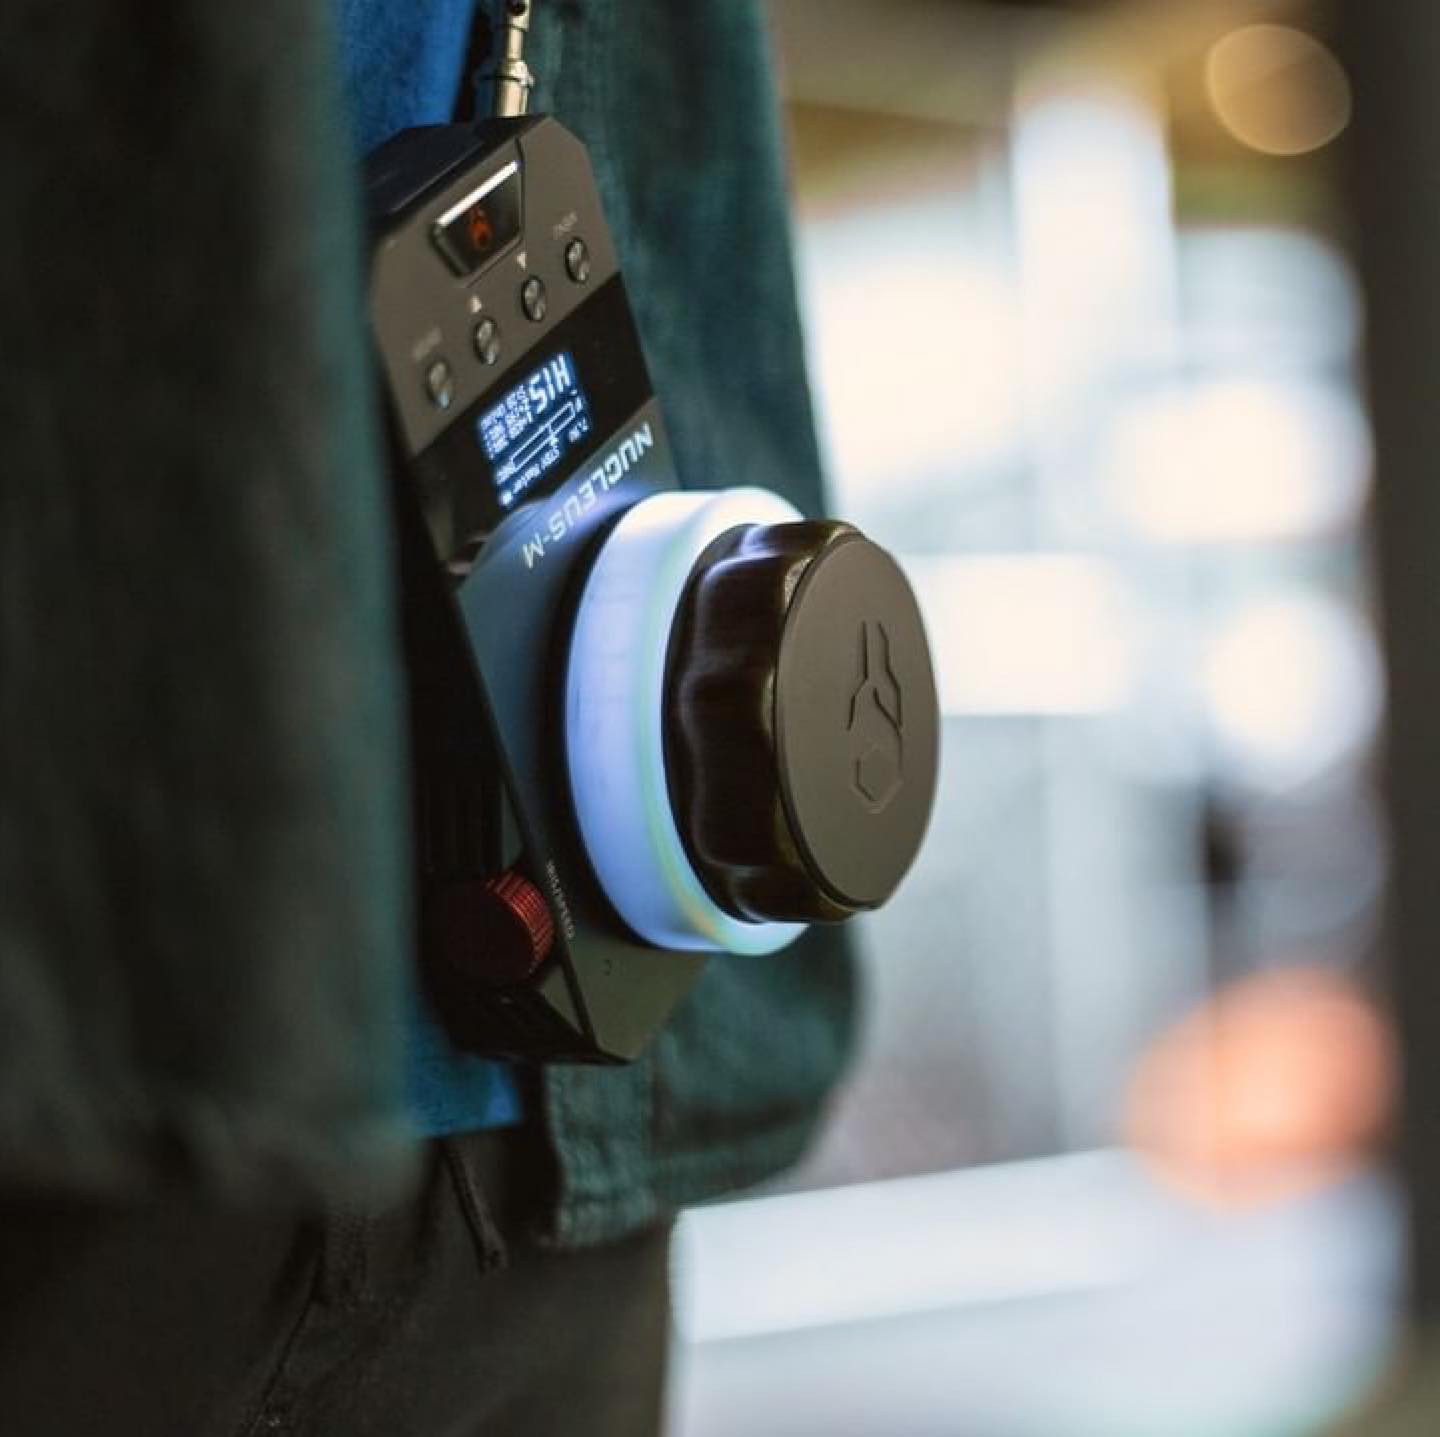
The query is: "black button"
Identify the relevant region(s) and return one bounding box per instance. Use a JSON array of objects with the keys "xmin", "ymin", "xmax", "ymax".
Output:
[
  {"xmin": 564, "ymin": 238, "xmax": 592, "ymax": 284},
  {"xmin": 425, "ymin": 358, "xmax": 455, "ymax": 410},
  {"xmin": 521, "ymin": 275, "xmax": 547, "ymax": 322},
  {"xmin": 473, "ymin": 317, "xmax": 501, "ymax": 366}
]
